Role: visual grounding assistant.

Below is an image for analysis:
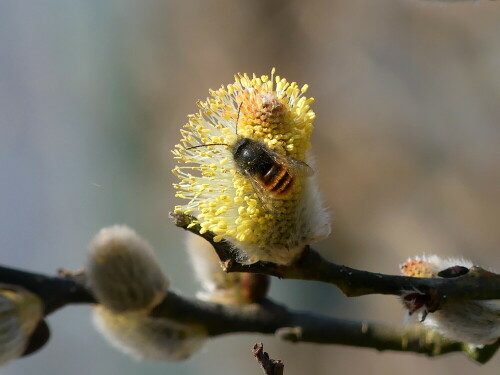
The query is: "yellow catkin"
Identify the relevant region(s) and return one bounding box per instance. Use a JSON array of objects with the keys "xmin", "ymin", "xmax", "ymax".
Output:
[{"xmin": 173, "ymin": 70, "xmax": 330, "ymax": 265}]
